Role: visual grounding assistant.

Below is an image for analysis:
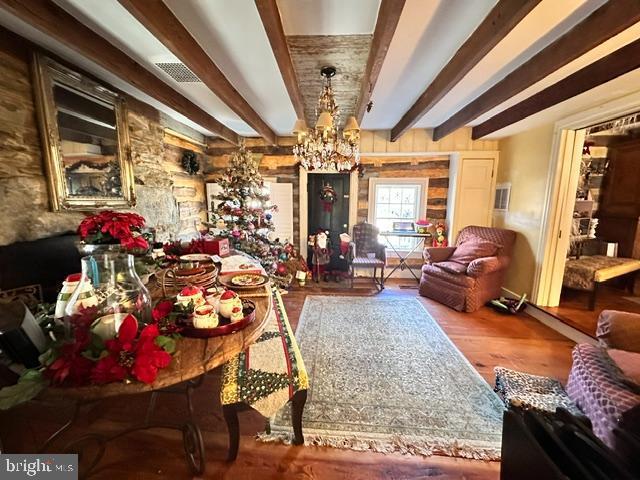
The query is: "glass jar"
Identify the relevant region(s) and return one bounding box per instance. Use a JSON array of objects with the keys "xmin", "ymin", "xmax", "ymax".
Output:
[{"xmin": 64, "ymin": 253, "xmax": 152, "ymax": 337}]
